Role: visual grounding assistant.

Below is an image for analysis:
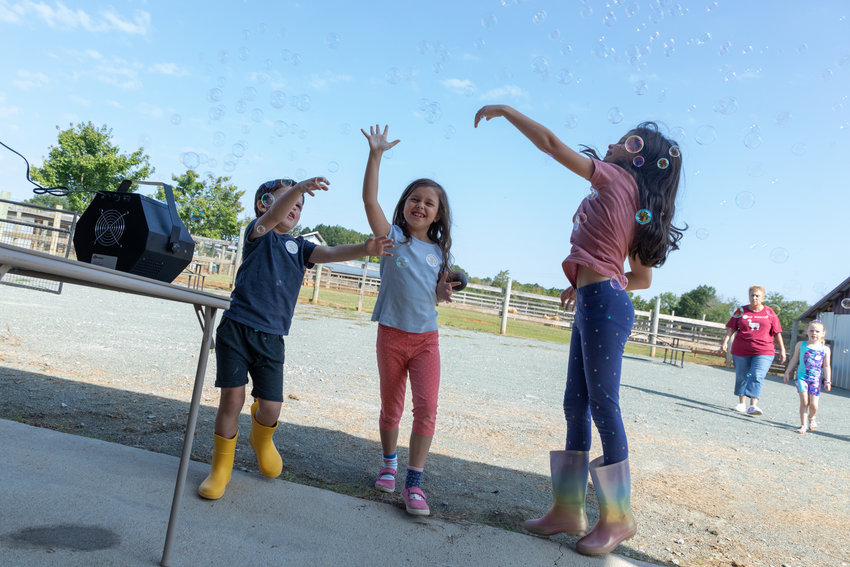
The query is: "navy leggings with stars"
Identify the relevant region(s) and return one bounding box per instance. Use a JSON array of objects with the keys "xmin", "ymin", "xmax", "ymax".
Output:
[{"xmin": 563, "ymin": 280, "xmax": 634, "ymax": 466}]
